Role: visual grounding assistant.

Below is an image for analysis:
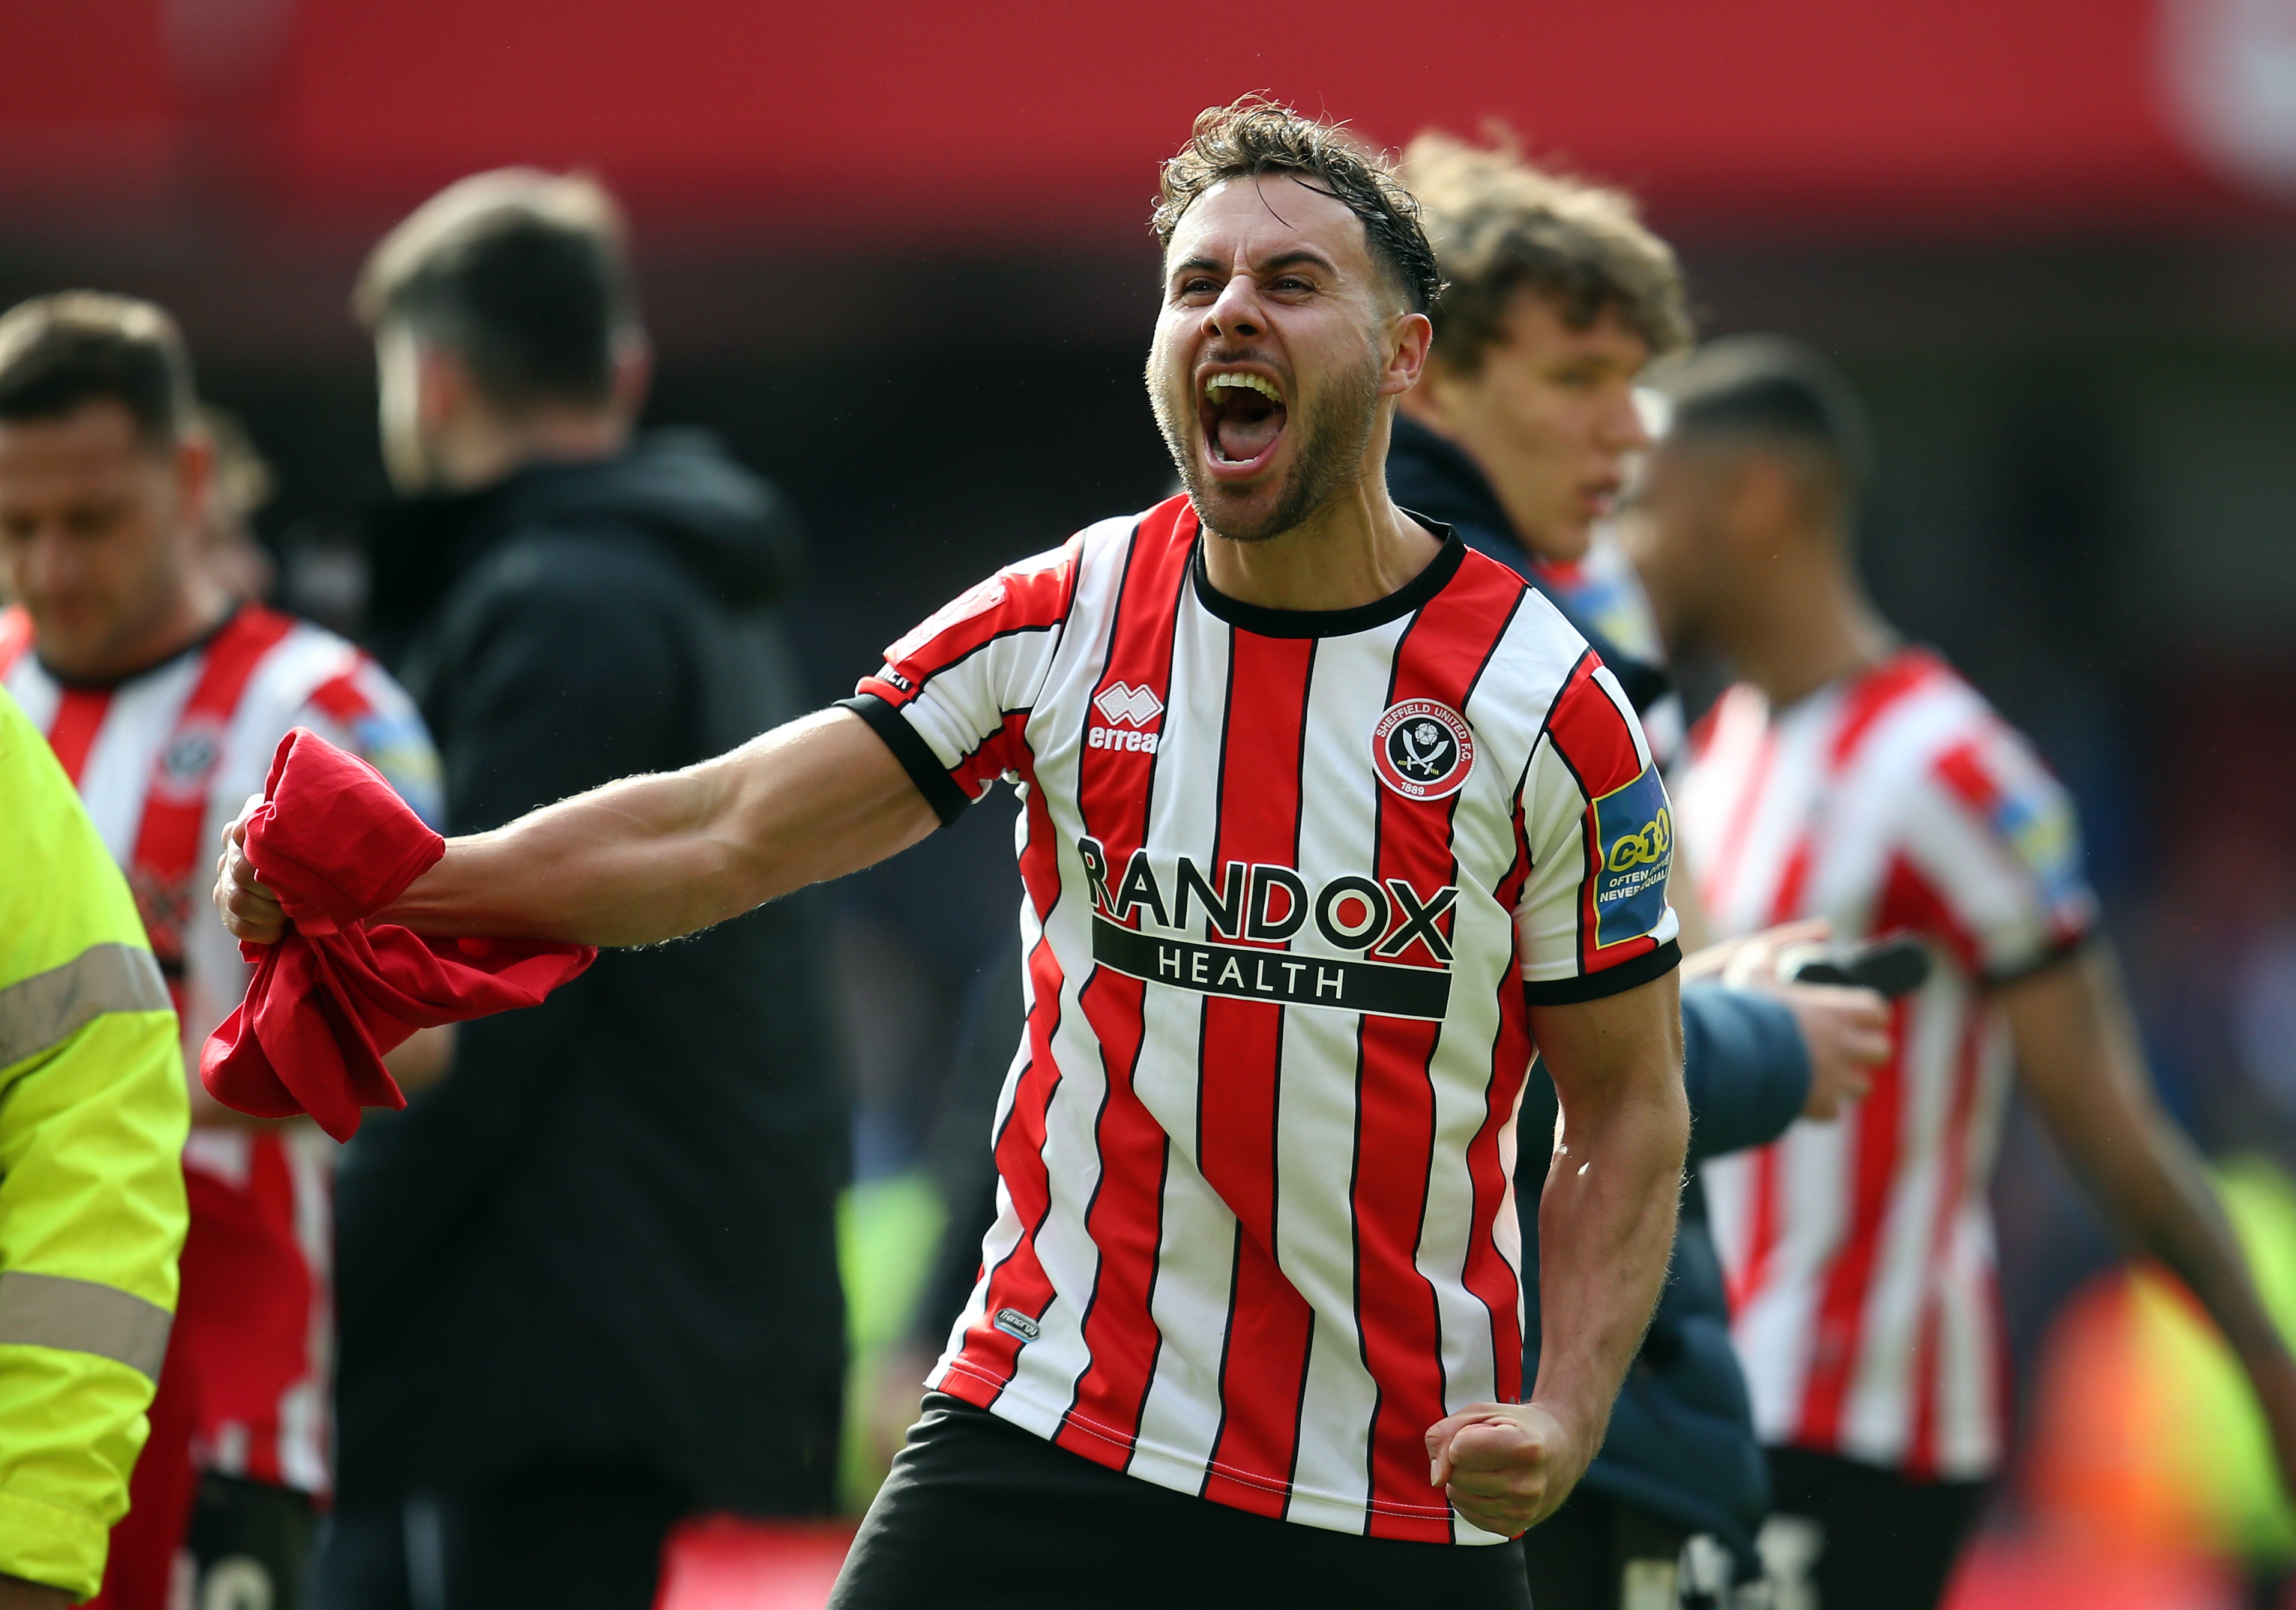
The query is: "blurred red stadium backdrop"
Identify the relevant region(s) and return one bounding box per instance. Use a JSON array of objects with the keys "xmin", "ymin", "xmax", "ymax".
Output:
[{"xmin": 11, "ymin": 0, "xmax": 2296, "ymax": 243}]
